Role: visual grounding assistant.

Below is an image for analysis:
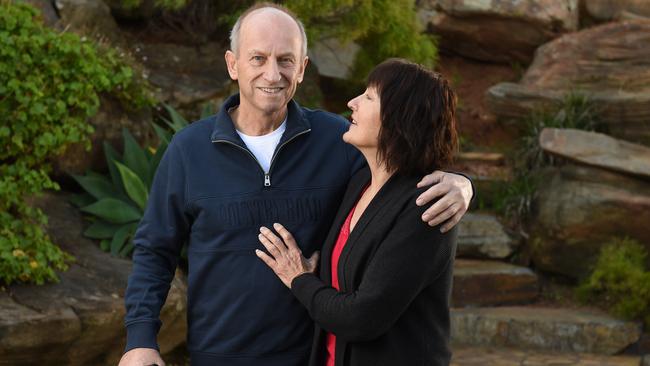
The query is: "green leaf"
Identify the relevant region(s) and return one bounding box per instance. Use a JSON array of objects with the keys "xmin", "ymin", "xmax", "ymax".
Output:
[
  {"xmin": 162, "ymin": 103, "xmax": 189, "ymax": 133},
  {"xmin": 72, "ymin": 173, "xmax": 115, "ymax": 200},
  {"xmin": 80, "ymin": 198, "xmax": 141, "ymax": 224},
  {"xmin": 68, "ymin": 193, "xmax": 95, "ymax": 208},
  {"xmin": 152, "ymin": 123, "xmax": 171, "ymax": 146},
  {"xmin": 200, "ymin": 103, "xmax": 215, "ymax": 119},
  {"xmin": 110, "ymin": 223, "xmax": 133, "ymax": 257},
  {"xmin": 149, "ymin": 140, "xmax": 168, "ymax": 186},
  {"xmin": 122, "ymin": 128, "xmax": 150, "ymax": 187},
  {"xmin": 83, "ymin": 221, "xmax": 122, "ymax": 239},
  {"xmin": 114, "ymin": 161, "xmax": 148, "ymax": 211},
  {"xmin": 103, "ymin": 142, "xmax": 124, "ymax": 191},
  {"xmin": 119, "ymin": 237, "xmax": 135, "ymax": 257},
  {"xmin": 100, "ymin": 239, "xmax": 110, "ymax": 252}
]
